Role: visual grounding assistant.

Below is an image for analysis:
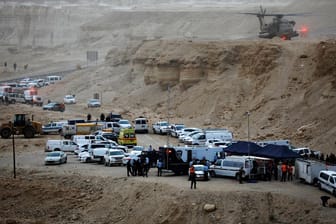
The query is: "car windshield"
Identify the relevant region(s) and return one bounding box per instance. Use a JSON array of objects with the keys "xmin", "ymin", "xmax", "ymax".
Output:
[
  {"xmin": 176, "ymin": 125, "xmax": 184, "ymax": 130},
  {"xmin": 91, "ymin": 144, "xmax": 106, "ymax": 148},
  {"xmin": 109, "ymin": 151, "xmax": 123, "ymax": 156},
  {"xmin": 160, "ymin": 122, "xmax": 168, "ymax": 126},
  {"xmin": 194, "ymin": 166, "xmax": 205, "ymax": 171},
  {"xmin": 89, "ymin": 99, "xmax": 99, "ymax": 103},
  {"xmin": 119, "ymin": 120, "xmax": 130, "ymax": 124},
  {"xmin": 47, "ymin": 152, "xmax": 61, "ymax": 157}
]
